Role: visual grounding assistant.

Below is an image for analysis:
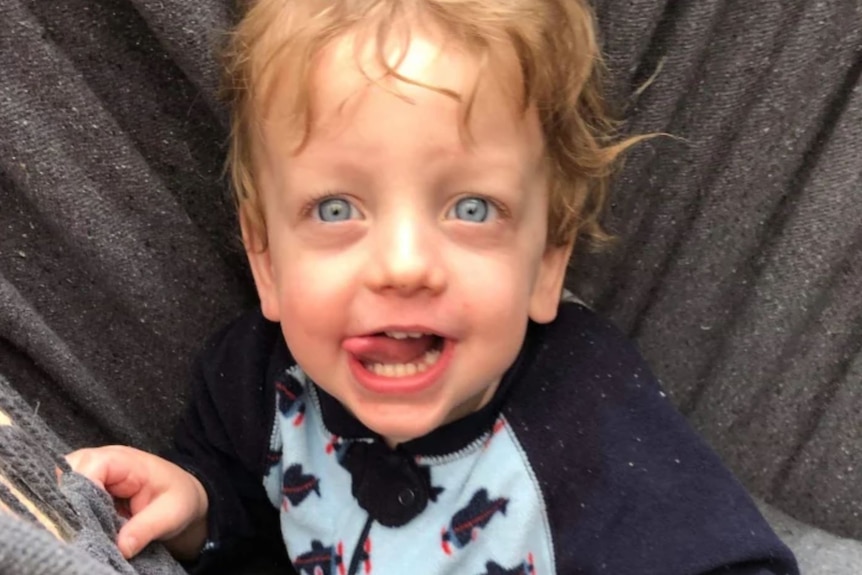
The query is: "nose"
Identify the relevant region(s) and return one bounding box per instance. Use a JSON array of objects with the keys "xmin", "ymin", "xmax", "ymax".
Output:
[{"xmin": 365, "ymin": 213, "xmax": 446, "ymax": 297}]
